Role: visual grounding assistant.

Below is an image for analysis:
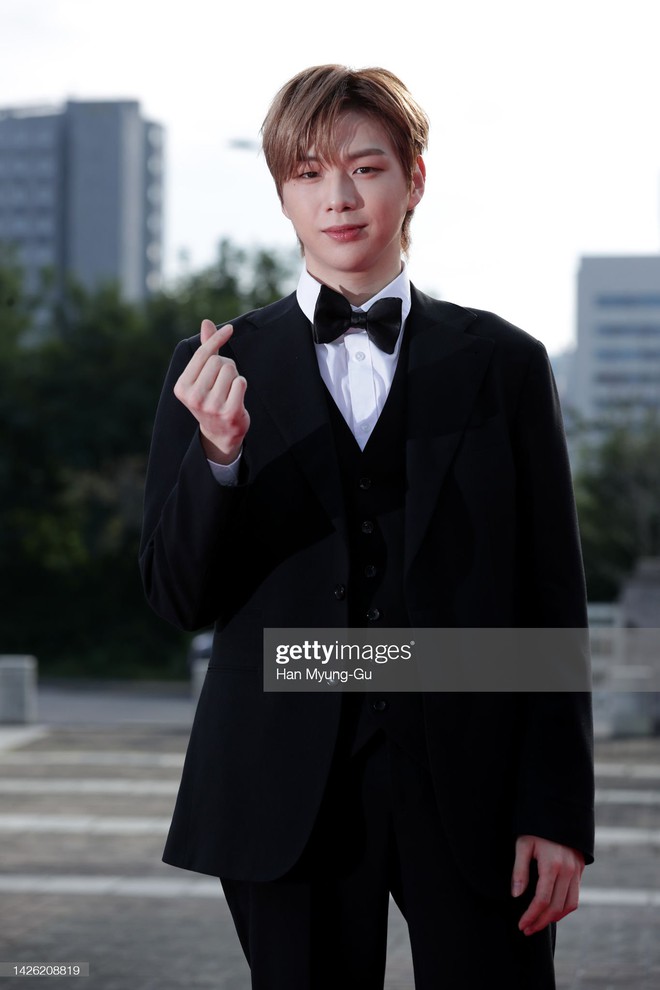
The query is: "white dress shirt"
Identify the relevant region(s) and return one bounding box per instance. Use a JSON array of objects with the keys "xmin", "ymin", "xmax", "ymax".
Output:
[{"xmin": 208, "ymin": 265, "xmax": 410, "ymax": 484}]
